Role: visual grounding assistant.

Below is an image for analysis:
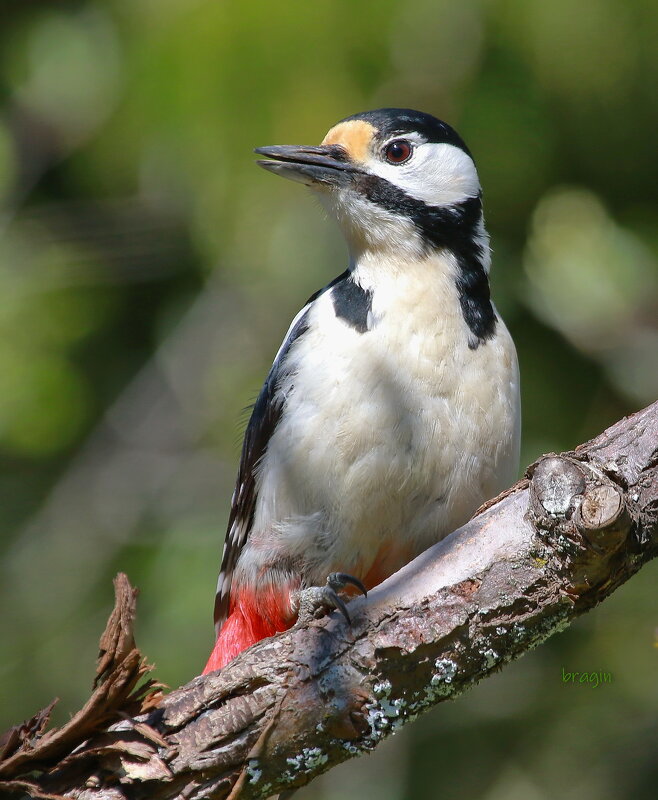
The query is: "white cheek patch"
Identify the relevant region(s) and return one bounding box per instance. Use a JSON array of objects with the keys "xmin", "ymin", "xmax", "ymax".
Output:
[{"xmin": 369, "ymin": 142, "xmax": 480, "ymax": 207}]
